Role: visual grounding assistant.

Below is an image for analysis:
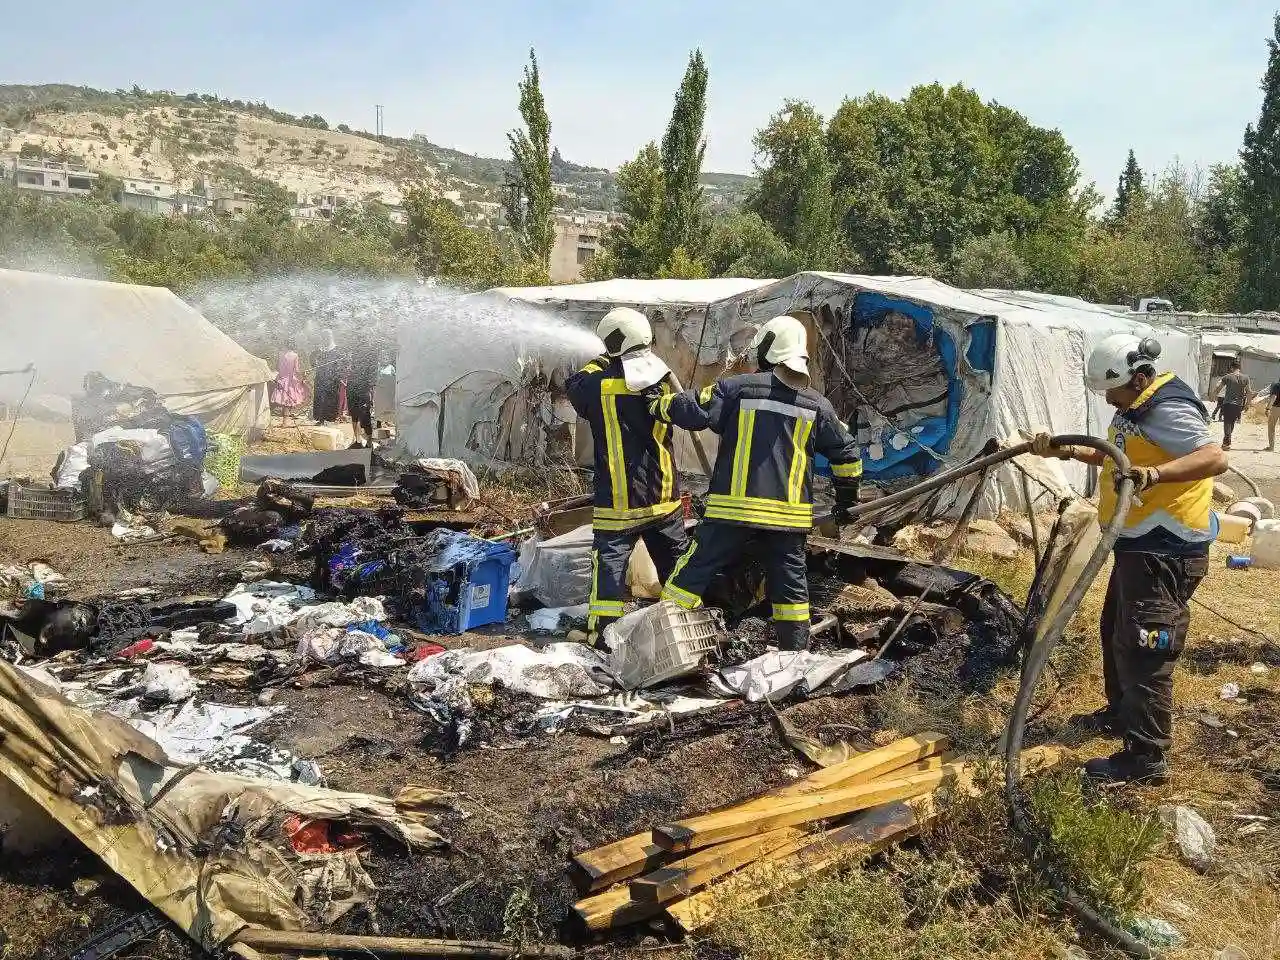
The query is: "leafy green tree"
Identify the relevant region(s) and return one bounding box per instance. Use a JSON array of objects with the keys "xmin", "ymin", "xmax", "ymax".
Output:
[
  {"xmin": 656, "ymin": 246, "xmax": 708, "ymax": 279},
  {"xmin": 826, "ymin": 83, "xmax": 1084, "ymax": 276},
  {"xmin": 657, "ymin": 50, "xmax": 708, "ymax": 263},
  {"xmin": 748, "ymin": 100, "xmax": 827, "ymax": 243},
  {"xmin": 950, "ymin": 231, "xmax": 1029, "ymax": 288},
  {"xmin": 596, "ymin": 142, "xmax": 665, "ymax": 277},
  {"xmin": 1240, "ymin": 13, "xmax": 1280, "ymax": 309},
  {"xmin": 403, "ymin": 186, "xmax": 535, "ymax": 289},
  {"xmin": 502, "ymin": 49, "xmax": 554, "ymax": 268},
  {"xmin": 703, "ymin": 210, "xmax": 797, "ymax": 278},
  {"xmin": 1108, "ymin": 149, "xmax": 1146, "ymax": 225}
]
